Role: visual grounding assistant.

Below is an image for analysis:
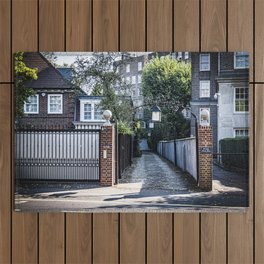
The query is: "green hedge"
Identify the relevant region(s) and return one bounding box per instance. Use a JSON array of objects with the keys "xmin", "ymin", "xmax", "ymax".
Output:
[{"xmin": 219, "ymin": 137, "xmax": 249, "ymax": 170}]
